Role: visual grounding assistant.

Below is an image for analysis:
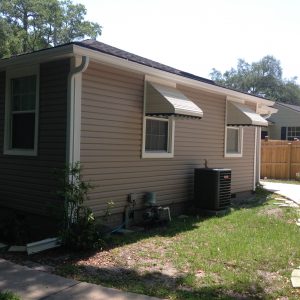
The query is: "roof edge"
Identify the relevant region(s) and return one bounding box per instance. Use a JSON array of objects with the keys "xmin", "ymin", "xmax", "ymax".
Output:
[
  {"xmin": 73, "ymin": 44, "xmax": 274, "ymax": 106},
  {"xmin": 73, "ymin": 40, "xmax": 215, "ymax": 85},
  {"xmin": 0, "ymin": 40, "xmax": 275, "ymax": 107},
  {"xmin": 0, "ymin": 44, "xmax": 74, "ymax": 69},
  {"xmin": 275, "ymin": 102, "xmax": 300, "ymax": 113}
]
